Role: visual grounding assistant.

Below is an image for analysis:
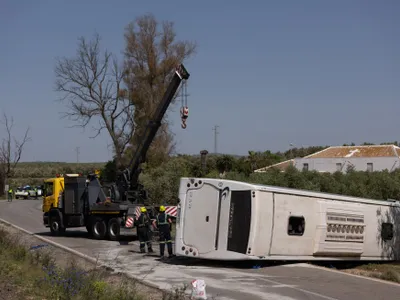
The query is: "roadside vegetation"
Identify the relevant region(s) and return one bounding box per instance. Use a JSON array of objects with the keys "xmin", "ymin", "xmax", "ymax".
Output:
[
  {"xmin": 324, "ymin": 262, "xmax": 400, "ymax": 284},
  {"xmin": 0, "ymin": 227, "xmax": 188, "ymax": 299},
  {"xmin": 349, "ymin": 263, "xmax": 400, "ymax": 283}
]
